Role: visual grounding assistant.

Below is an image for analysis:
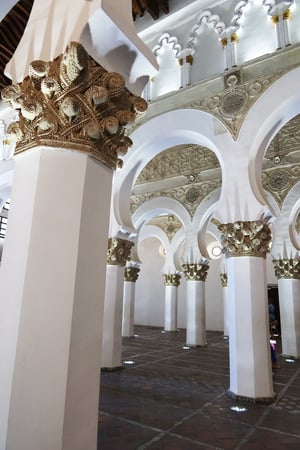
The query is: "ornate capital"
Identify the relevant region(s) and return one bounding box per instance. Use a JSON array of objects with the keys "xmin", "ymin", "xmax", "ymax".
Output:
[
  {"xmin": 218, "ymin": 220, "xmax": 272, "ymax": 258},
  {"xmin": 107, "ymin": 237, "xmax": 134, "ymax": 266},
  {"xmin": 163, "ymin": 273, "xmax": 181, "ymax": 287},
  {"xmin": 220, "ymin": 273, "xmax": 228, "ymax": 287},
  {"xmin": 124, "ymin": 266, "xmax": 140, "ymax": 282},
  {"xmin": 273, "ymin": 259, "xmax": 300, "ymax": 279},
  {"xmin": 1, "ymin": 42, "xmax": 147, "ymax": 169},
  {"xmin": 182, "ymin": 263, "xmax": 209, "ymax": 281}
]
